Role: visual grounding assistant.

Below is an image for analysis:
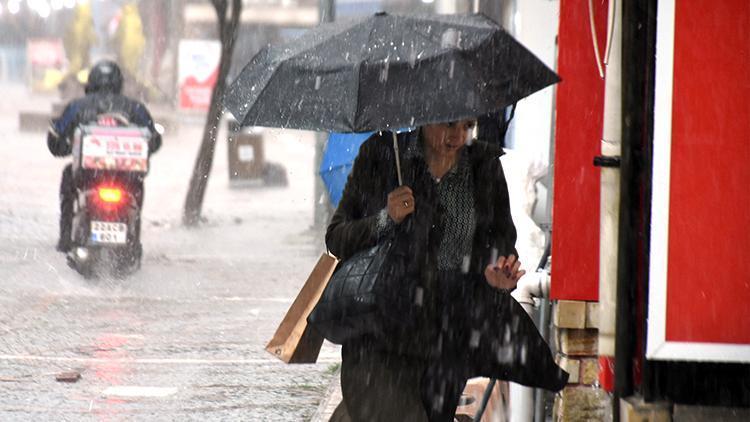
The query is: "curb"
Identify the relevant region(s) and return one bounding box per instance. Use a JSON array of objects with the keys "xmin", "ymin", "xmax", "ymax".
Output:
[{"xmin": 310, "ymin": 368, "xmax": 342, "ymax": 422}]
